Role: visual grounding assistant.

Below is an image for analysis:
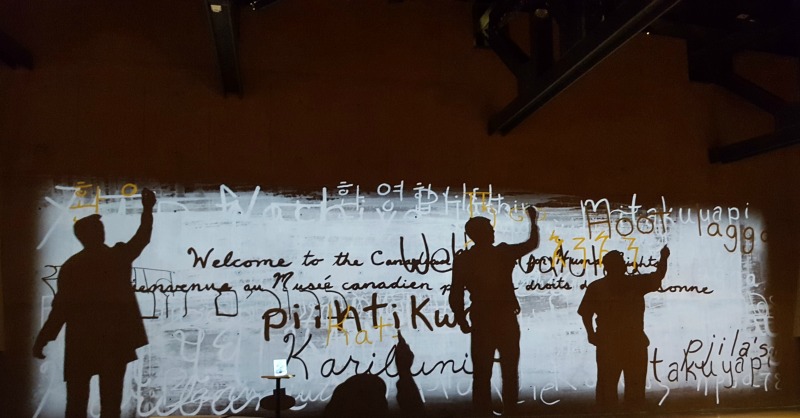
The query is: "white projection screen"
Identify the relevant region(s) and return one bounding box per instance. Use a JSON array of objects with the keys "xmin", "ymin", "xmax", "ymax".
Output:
[{"xmin": 29, "ymin": 180, "xmax": 777, "ymax": 417}]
